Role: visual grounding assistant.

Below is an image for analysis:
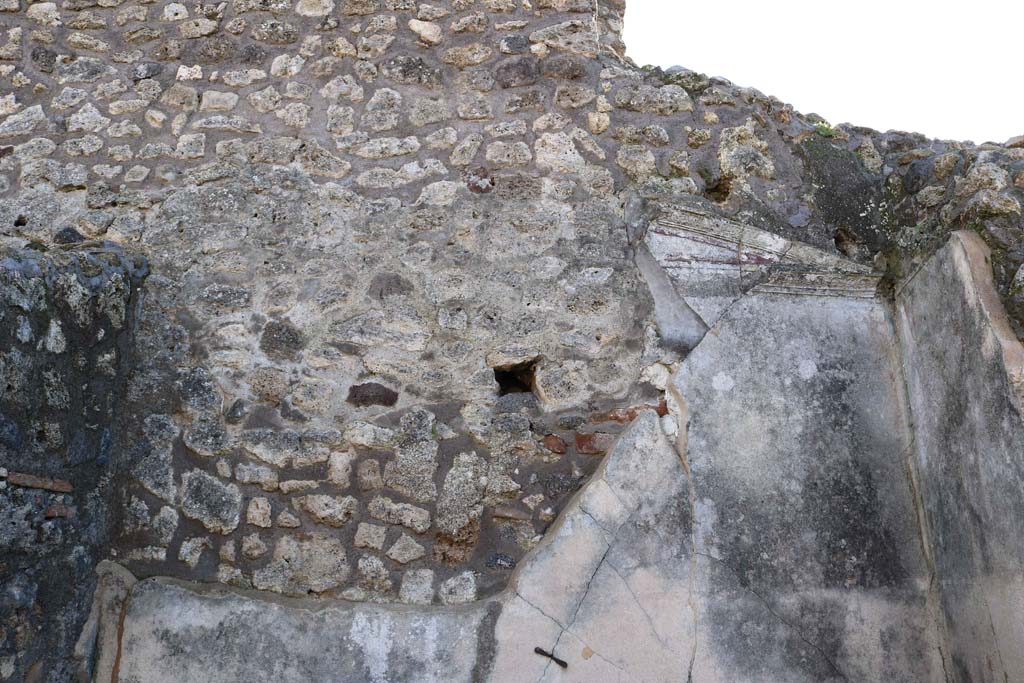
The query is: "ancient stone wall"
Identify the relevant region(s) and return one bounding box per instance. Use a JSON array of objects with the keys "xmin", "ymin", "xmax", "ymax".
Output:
[
  {"xmin": 0, "ymin": 0, "xmax": 1023, "ymax": 677},
  {"xmin": 0, "ymin": 244, "xmax": 144, "ymax": 682},
  {"xmin": 92, "ymin": 227, "xmax": 1024, "ymax": 683},
  {"xmin": 2, "ymin": 0, "xmax": 671, "ymax": 609}
]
